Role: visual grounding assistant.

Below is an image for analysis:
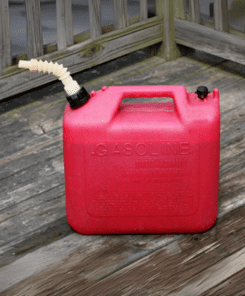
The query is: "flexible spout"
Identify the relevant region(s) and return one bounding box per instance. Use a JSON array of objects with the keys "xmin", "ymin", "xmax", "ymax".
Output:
[{"xmin": 18, "ymin": 59, "xmax": 81, "ymax": 96}]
